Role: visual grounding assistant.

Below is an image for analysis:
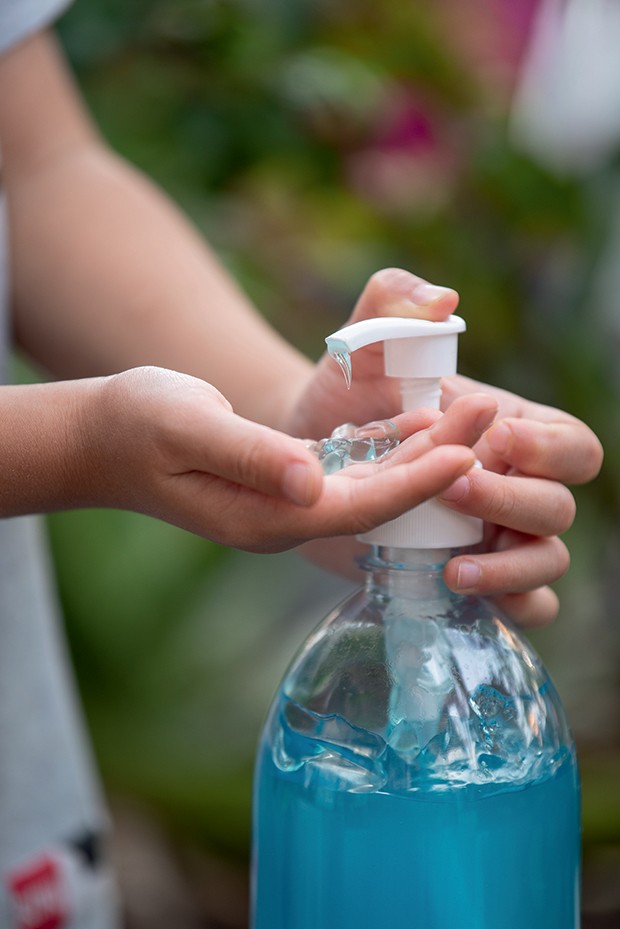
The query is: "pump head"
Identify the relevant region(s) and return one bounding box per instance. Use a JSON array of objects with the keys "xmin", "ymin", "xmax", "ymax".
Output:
[{"xmin": 325, "ymin": 315, "xmax": 482, "ymax": 549}]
